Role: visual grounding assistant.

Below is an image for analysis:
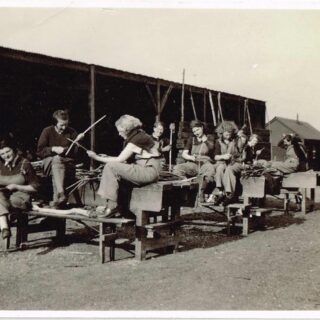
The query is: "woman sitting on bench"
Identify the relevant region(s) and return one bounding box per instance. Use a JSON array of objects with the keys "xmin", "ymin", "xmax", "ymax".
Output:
[
  {"xmin": 0, "ymin": 135, "xmax": 40, "ymax": 240},
  {"xmin": 262, "ymin": 134, "xmax": 307, "ymax": 174},
  {"xmin": 87, "ymin": 115, "xmax": 160, "ymax": 217},
  {"xmin": 173, "ymin": 120, "xmax": 215, "ymax": 202}
]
